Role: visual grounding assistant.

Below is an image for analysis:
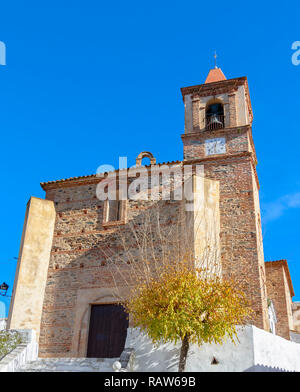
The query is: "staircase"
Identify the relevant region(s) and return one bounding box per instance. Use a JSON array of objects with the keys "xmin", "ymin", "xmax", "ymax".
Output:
[{"xmin": 19, "ymin": 357, "xmax": 117, "ymax": 372}]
